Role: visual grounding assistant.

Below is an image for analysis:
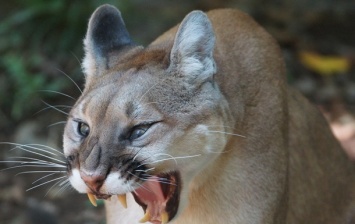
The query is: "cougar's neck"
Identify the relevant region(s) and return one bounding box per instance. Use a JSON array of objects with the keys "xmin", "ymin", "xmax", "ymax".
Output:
[{"xmin": 179, "ymin": 145, "xmax": 239, "ymax": 222}]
